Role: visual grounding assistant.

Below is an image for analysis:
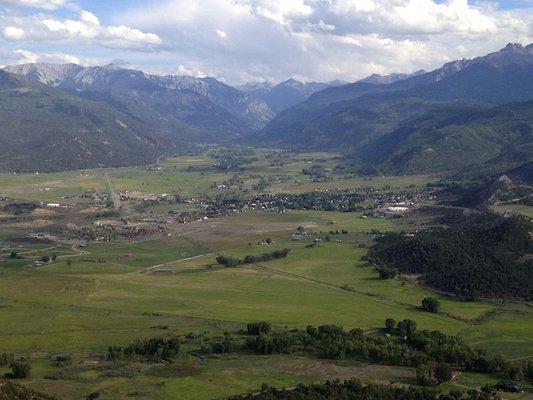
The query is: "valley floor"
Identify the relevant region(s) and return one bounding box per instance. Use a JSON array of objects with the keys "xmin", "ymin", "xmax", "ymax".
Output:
[{"xmin": 0, "ymin": 149, "xmax": 531, "ymax": 400}]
